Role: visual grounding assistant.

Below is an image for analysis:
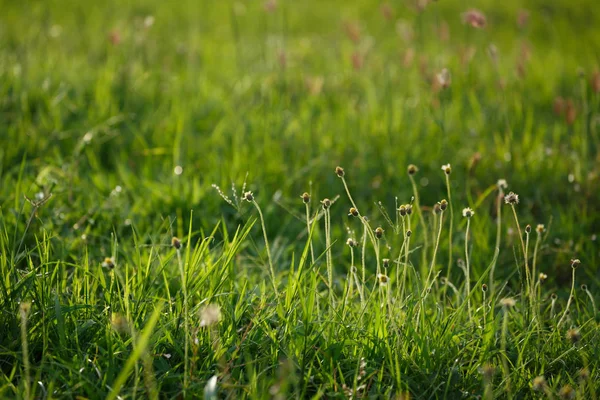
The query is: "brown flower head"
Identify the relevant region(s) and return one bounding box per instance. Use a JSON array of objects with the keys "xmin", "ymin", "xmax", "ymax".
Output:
[
  {"xmin": 301, "ymin": 192, "xmax": 311, "ymax": 204},
  {"xmin": 566, "ymin": 328, "xmax": 581, "ymax": 344},
  {"xmin": 171, "ymin": 237, "xmax": 182, "ymax": 250},
  {"xmin": 243, "ymin": 191, "xmax": 254, "ymax": 202}
]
